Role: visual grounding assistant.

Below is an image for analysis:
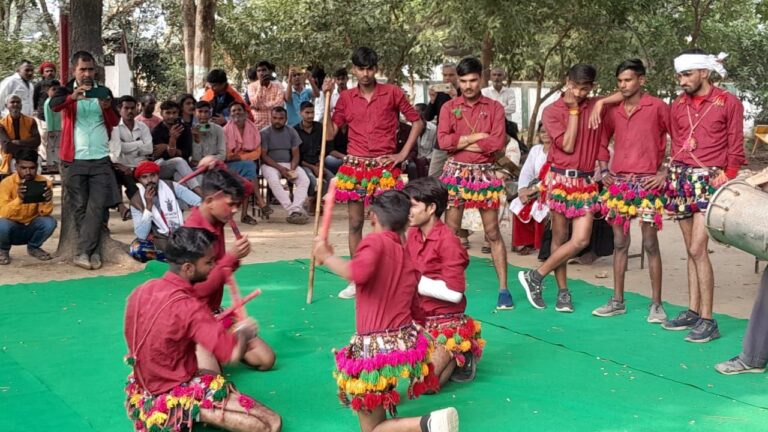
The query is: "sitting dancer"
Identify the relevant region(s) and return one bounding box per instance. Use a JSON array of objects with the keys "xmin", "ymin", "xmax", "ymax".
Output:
[
  {"xmin": 129, "ymin": 160, "xmax": 201, "ymax": 262},
  {"xmin": 517, "ymin": 64, "xmax": 610, "ymax": 312},
  {"xmin": 124, "ymin": 227, "xmax": 281, "ymax": 432},
  {"xmin": 404, "ymin": 177, "xmax": 485, "ymax": 388},
  {"xmin": 184, "ymin": 167, "xmax": 276, "ymax": 371},
  {"xmin": 313, "ymin": 190, "xmax": 459, "ymax": 432}
]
